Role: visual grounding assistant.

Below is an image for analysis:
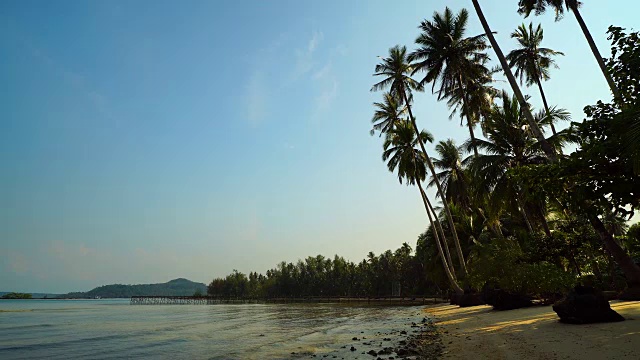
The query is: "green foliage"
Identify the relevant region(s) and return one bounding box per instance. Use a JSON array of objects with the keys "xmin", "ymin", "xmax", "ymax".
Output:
[
  {"xmin": 513, "ymin": 27, "xmax": 640, "ymax": 220},
  {"xmin": 467, "ymin": 237, "xmax": 575, "ymax": 296},
  {"xmin": 207, "ymin": 243, "xmax": 439, "ymax": 298},
  {"xmin": 1, "ymin": 292, "xmax": 33, "ymax": 299},
  {"xmin": 623, "ymin": 223, "xmax": 640, "ymax": 257}
]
